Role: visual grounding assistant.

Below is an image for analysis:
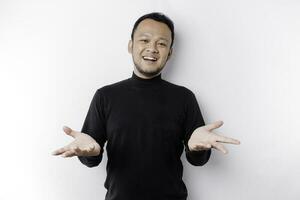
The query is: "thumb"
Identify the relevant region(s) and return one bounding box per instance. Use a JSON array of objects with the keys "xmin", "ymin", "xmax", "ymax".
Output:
[
  {"xmin": 62, "ymin": 126, "xmax": 79, "ymax": 138},
  {"xmin": 204, "ymin": 120, "xmax": 224, "ymax": 131}
]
